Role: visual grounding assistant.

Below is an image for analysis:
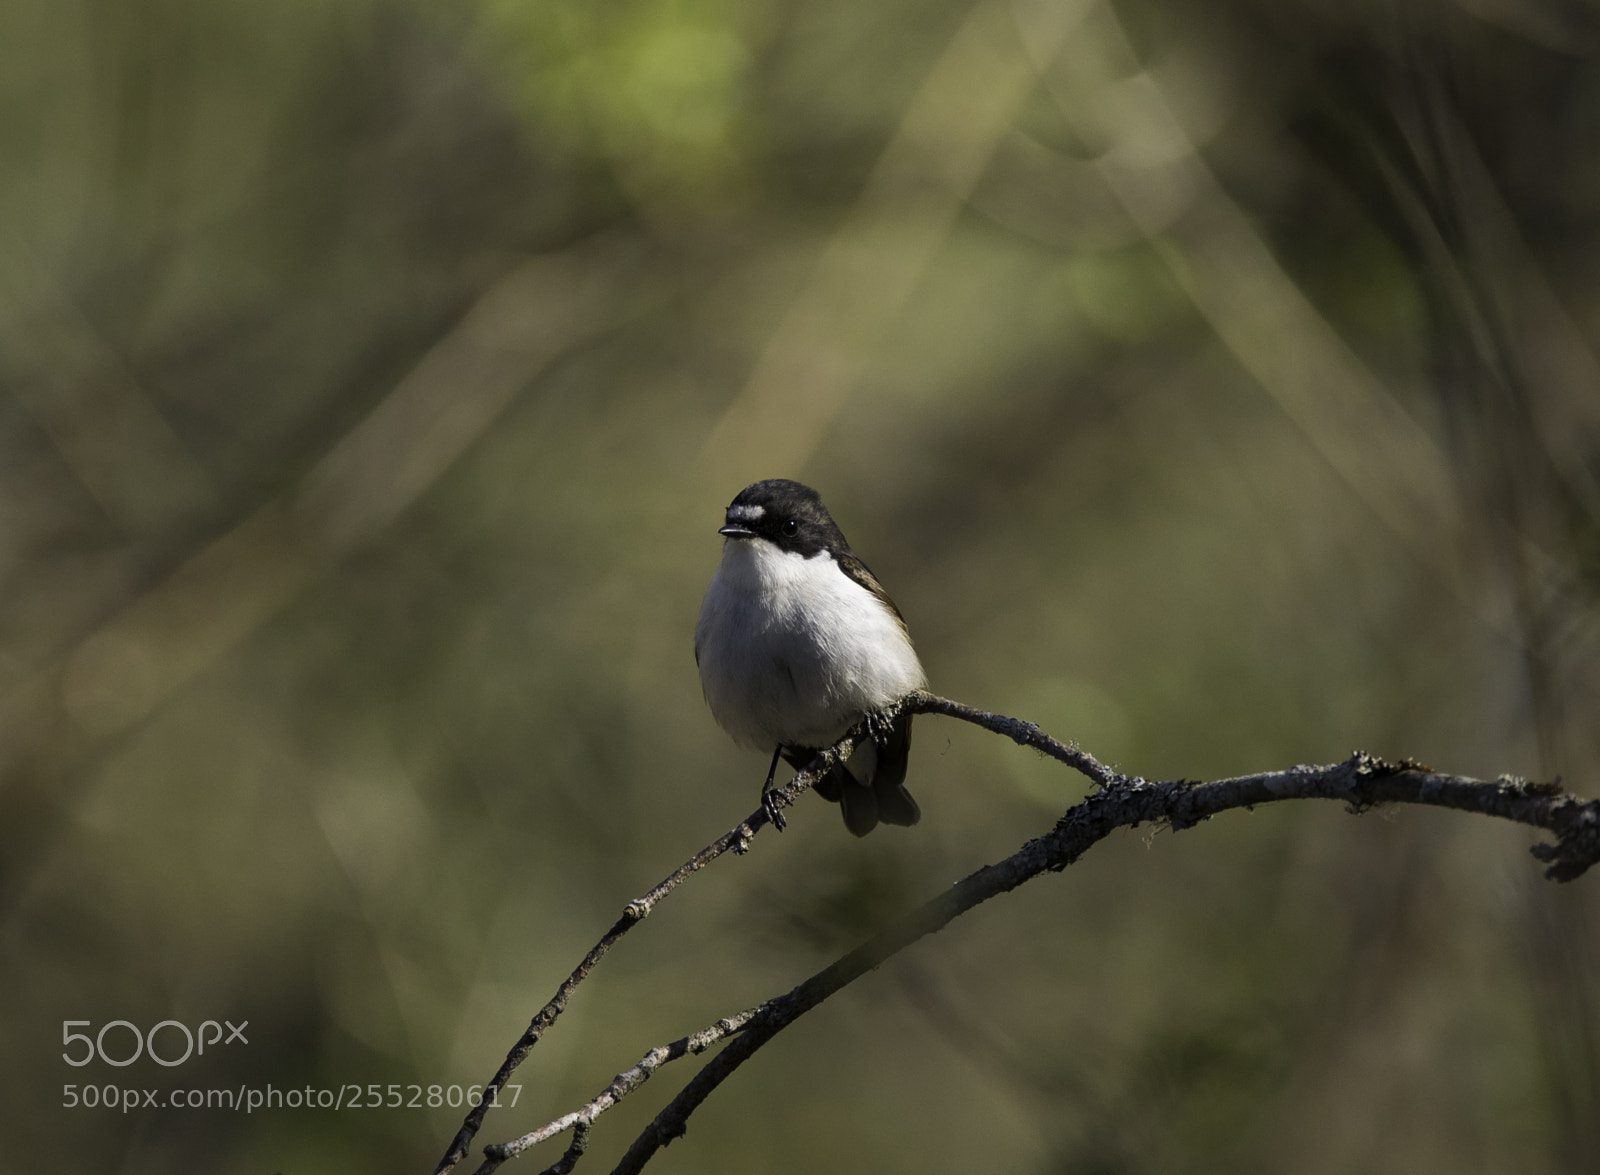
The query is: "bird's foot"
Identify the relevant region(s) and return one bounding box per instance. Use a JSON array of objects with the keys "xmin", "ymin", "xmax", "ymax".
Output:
[
  {"xmin": 762, "ymin": 786, "xmax": 788, "ymax": 832},
  {"xmin": 863, "ymin": 709, "xmax": 891, "ymax": 749}
]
